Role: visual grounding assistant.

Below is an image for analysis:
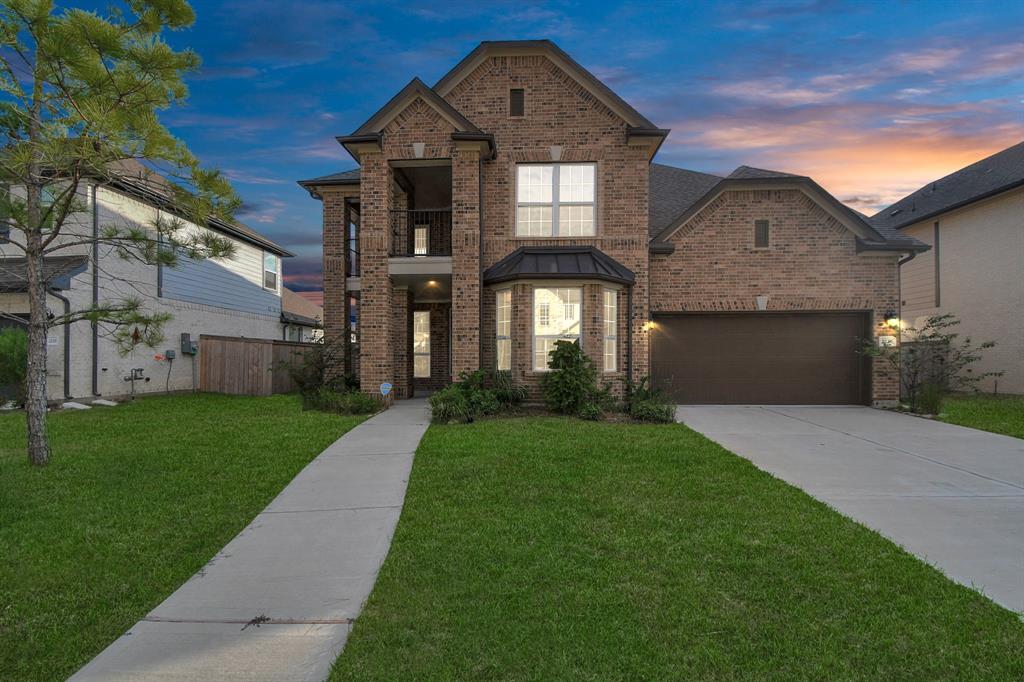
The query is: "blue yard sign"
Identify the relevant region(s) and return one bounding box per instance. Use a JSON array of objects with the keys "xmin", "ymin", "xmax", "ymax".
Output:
[{"xmin": 379, "ymin": 382, "xmax": 393, "ymax": 397}]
